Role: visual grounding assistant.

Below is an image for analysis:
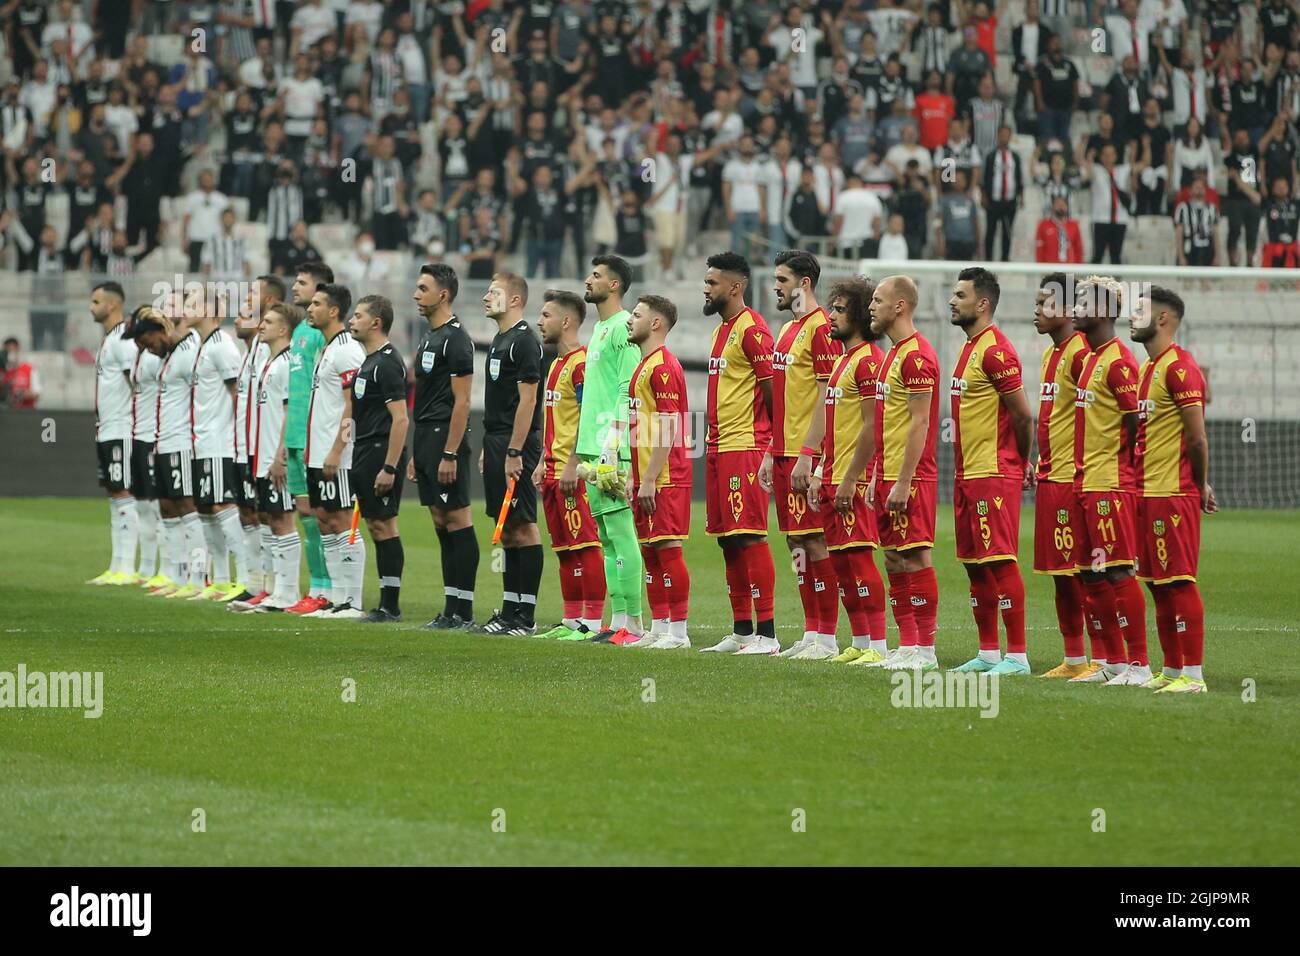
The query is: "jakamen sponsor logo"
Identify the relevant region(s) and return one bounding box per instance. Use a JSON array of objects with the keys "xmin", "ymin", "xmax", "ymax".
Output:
[
  {"xmin": 0, "ymin": 665, "xmax": 104, "ymax": 718},
  {"xmin": 50, "ymin": 886, "xmax": 151, "ymax": 936},
  {"xmin": 889, "ymin": 670, "xmax": 1000, "ymax": 719}
]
